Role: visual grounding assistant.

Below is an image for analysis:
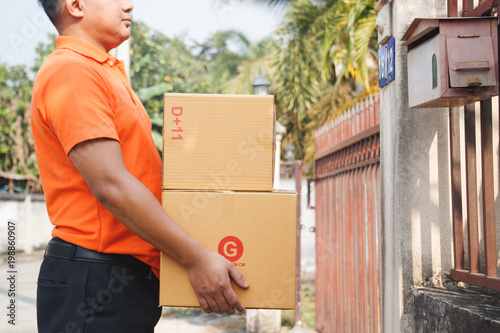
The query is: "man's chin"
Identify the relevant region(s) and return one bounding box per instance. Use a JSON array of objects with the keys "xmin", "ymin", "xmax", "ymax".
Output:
[{"xmin": 110, "ymin": 35, "xmax": 131, "ymax": 51}]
